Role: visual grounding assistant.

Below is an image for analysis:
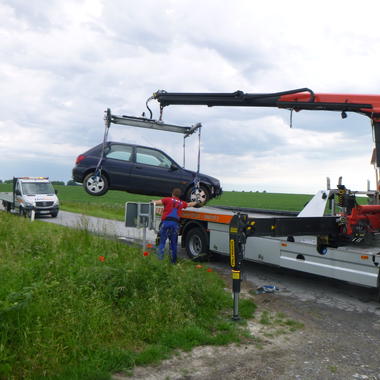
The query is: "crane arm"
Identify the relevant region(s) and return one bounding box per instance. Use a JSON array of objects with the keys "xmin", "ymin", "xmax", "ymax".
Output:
[
  {"xmin": 153, "ymin": 88, "xmax": 380, "ymax": 166},
  {"xmin": 153, "ymin": 88, "xmax": 380, "ymax": 118}
]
